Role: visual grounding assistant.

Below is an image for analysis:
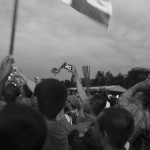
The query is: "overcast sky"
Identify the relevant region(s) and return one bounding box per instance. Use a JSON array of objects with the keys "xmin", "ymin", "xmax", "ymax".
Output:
[{"xmin": 0, "ymin": 0, "xmax": 150, "ymax": 80}]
